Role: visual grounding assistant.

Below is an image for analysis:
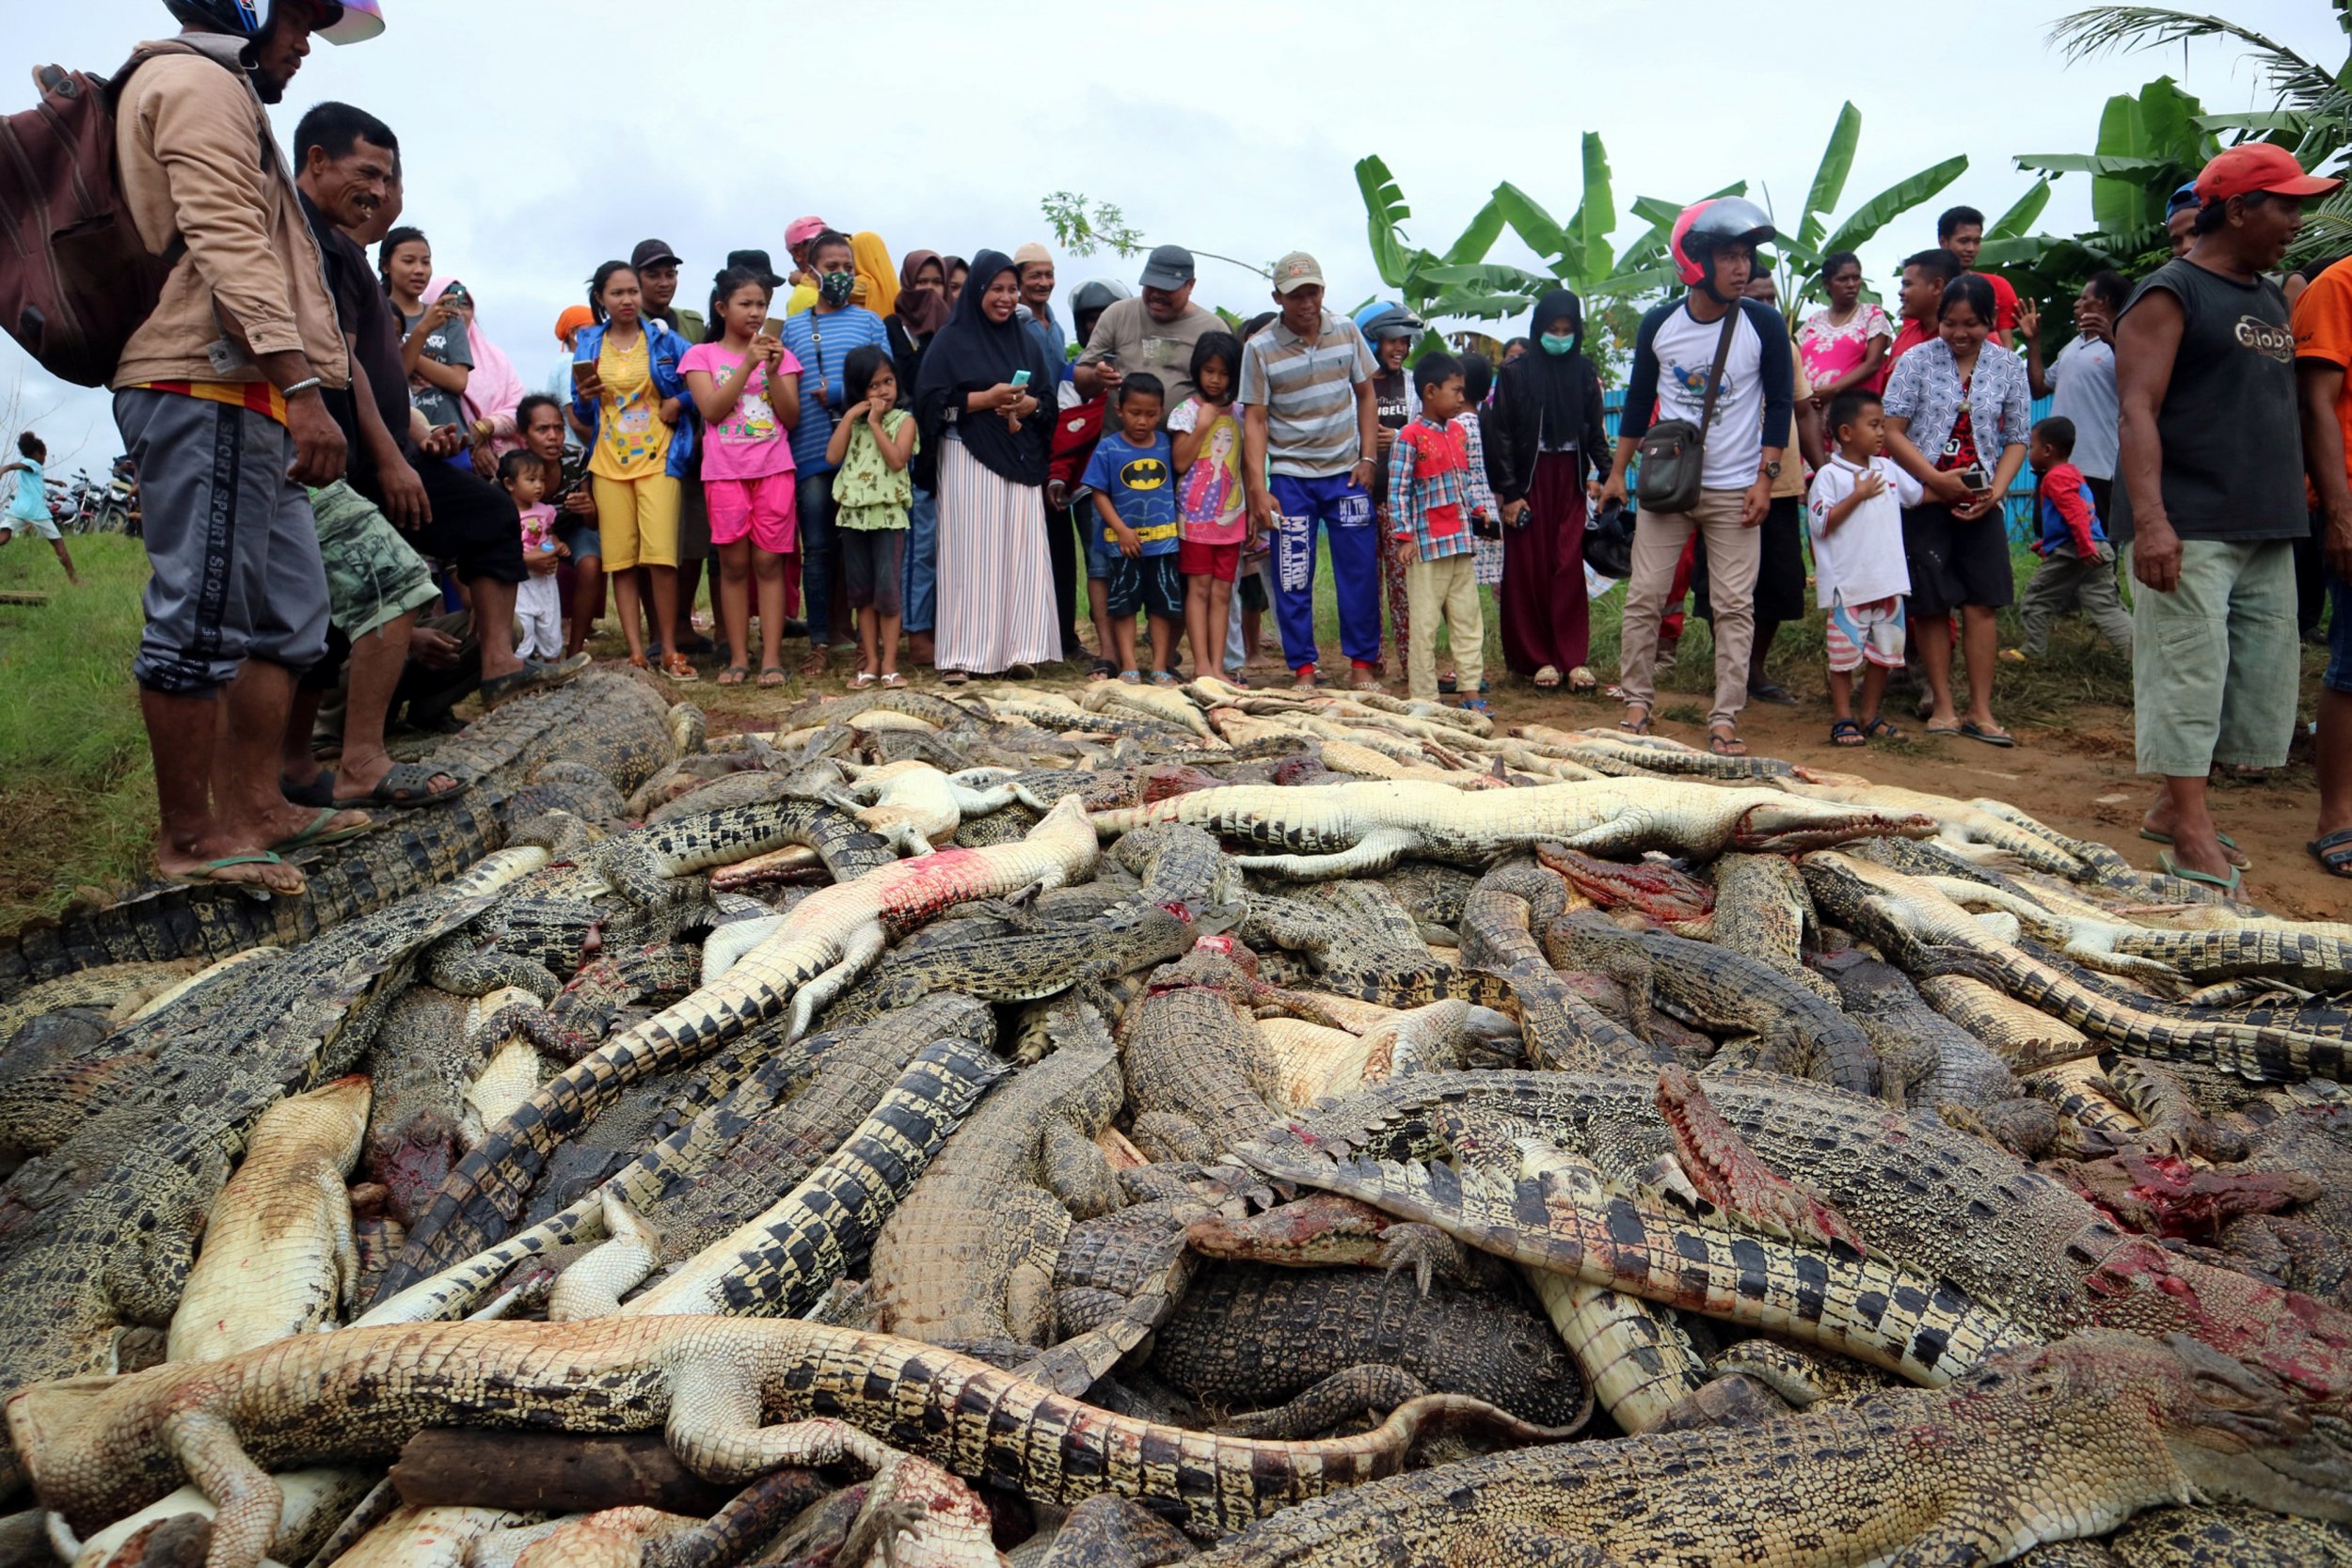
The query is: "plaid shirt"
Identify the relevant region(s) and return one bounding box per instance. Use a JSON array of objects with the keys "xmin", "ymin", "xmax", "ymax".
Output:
[{"xmin": 1386, "ymin": 415, "xmax": 1493, "ymax": 562}]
